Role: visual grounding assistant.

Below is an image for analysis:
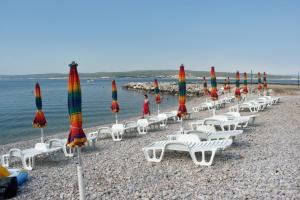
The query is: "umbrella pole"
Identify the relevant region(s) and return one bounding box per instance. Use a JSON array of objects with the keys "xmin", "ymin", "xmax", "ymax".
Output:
[
  {"xmin": 41, "ymin": 128, "xmax": 44, "ymax": 143},
  {"xmin": 237, "ymin": 99, "xmax": 240, "ymax": 113},
  {"xmin": 157, "ymin": 104, "xmax": 160, "ymax": 115},
  {"xmin": 115, "ymin": 113, "xmax": 118, "ymax": 124},
  {"xmin": 213, "ymin": 101, "xmax": 216, "ymax": 116},
  {"xmin": 77, "ymin": 147, "xmax": 86, "ymax": 200},
  {"xmin": 180, "ymin": 118, "xmax": 184, "ymax": 133}
]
